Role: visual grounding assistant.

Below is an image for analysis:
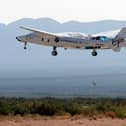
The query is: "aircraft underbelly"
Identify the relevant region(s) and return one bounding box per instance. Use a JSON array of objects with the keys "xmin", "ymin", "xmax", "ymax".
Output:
[
  {"xmin": 42, "ymin": 41, "xmax": 110, "ymax": 49},
  {"xmin": 43, "ymin": 41, "xmax": 84, "ymax": 49}
]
